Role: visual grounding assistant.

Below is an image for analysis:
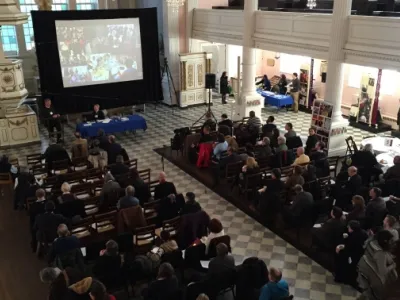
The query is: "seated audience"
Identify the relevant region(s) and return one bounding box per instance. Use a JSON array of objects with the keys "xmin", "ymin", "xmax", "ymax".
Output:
[
  {"xmin": 302, "ymin": 164, "xmax": 317, "ymax": 183},
  {"xmin": 310, "ymin": 142, "xmax": 329, "ymax": 177},
  {"xmin": 293, "ymin": 147, "xmax": 310, "ymax": 166},
  {"xmin": 258, "ymin": 168, "xmax": 285, "ymax": 219},
  {"xmin": 270, "ymin": 128, "xmax": 280, "ymax": 149},
  {"xmin": 145, "ymin": 263, "xmax": 179, "ymax": 300},
  {"xmin": 212, "ymin": 147, "xmax": 242, "ymax": 186},
  {"xmin": 93, "ymin": 240, "xmax": 123, "ymax": 288},
  {"xmin": 208, "ymin": 243, "xmax": 235, "ymax": 275},
  {"xmin": 68, "ymin": 278, "xmax": 116, "ymax": 300},
  {"xmin": 107, "ymin": 135, "xmax": 122, "ymax": 165},
  {"xmin": 88, "ymin": 139, "xmax": 107, "ymax": 169},
  {"xmin": 241, "ymin": 157, "xmax": 260, "ymax": 177},
  {"xmin": 159, "ymin": 230, "xmax": 179, "ymax": 254},
  {"xmin": 284, "ymin": 122, "xmax": 296, "ymax": 138},
  {"xmin": 196, "ymin": 294, "xmax": 209, "ymax": 300},
  {"xmin": 262, "ymin": 116, "xmax": 277, "ymax": 136},
  {"xmin": 240, "ymin": 143, "xmax": 256, "ymax": 161},
  {"xmin": 43, "ymin": 140, "xmax": 71, "ymax": 172},
  {"xmin": 383, "ymin": 215, "xmax": 399, "ymax": 242},
  {"xmin": 213, "ymin": 133, "xmax": 228, "ymax": 160},
  {"xmin": 100, "ymin": 173, "xmax": 121, "ymax": 205},
  {"xmin": 110, "ymin": 155, "xmax": 129, "ymax": 177},
  {"xmin": 358, "ymin": 230, "xmax": 397, "ymax": 300},
  {"xmin": 351, "ymin": 143, "xmax": 382, "ymax": 181},
  {"xmin": 312, "ymin": 206, "xmax": 346, "ymax": 250},
  {"xmin": 71, "ymin": 132, "xmax": 88, "ymax": 159},
  {"xmin": 154, "ymin": 171, "xmax": 177, "ymax": 200},
  {"xmin": 130, "ymin": 169, "xmax": 151, "ymax": 205},
  {"xmin": 96, "ymin": 129, "xmax": 110, "ymax": 152},
  {"xmin": 40, "ymin": 267, "xmax": 83, "ymax": 300},
  {"xmin": 346, "ymin": 195, "xmax": 366, "ymax": 223},
  {"xmin": 203, "ymin": 218, "xmax": 225, "ymax": 254},
  {"xmin": 182, "ymin": 192, "xmax": 201, "ymax": 215},
  {"xmin": 334, "ymin": 220, "xmax": 368, "ymax": 285},
  {"xmin": 305, "ymin": 127, "xmax": 318, "ymax": 155},
  {"xmin": 225, "ymin": 136, "xmax": 239, "ymax": 152},
  {"xmin": 285, "ymin": 165, "xmax": 305, "ymax": 190},
  {"xmin": 383, "ymin": 155, "xmax": 400, "ymax": 182},
  {"xmin": 365, "ymin": 187, "xmax": 387, "ymax": 228},
  {"xmin": 275, "ymin": 136, "xmax": 288, "ymax": 153},
  {"xmin": 199, "ymin": 125, "xmax": 213, "ymax": 143},
  {"xmin": 202, "ymin": 112, "xmax": 216, "ymax": 132},
  {"xmin": 335, "ymin": 166, "xmax": 362, "ymax": 210},
  {"xmin": 256, "ymin": 137, "xmax": 273, "ymax": 158},
  {"xmin": 247, "ymin": 110, "xmax": 262, "ymax": 133},
  {"xmin": 259, "ymin": 267, "xmax": 289, "ymax": 300},
  {"xmin": 47, "ymin": 224, "xmax": 82, "ymax": 270},
  {"xmin": 34, "ymin": 201, "xmax": 68, "ymax": 245},
  {"xmin": 282, "ymin": 184, "xmax": 314, "ymax": 226},
  {"xmin": 218, "ymin": 113, "xmax": 233, "ymax": 129},
  {"xmin": 117, "ymin": 185, "xmax": 139, "ymax": 209},
  {"xmin": 58, "ymin": 182, "xmax": 77, "ymax": 203},
  {"xmin": 236, "ymin": 257, "xmax": 268, "ymax": 300}
]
